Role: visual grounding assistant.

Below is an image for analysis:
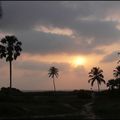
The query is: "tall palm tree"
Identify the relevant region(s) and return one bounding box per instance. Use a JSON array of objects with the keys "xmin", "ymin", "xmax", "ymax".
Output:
[
  {"xmin": 88, "ymin": 67, "xmax": 105, "ymax": 92},
  {"xmin": 0, "ymin": 35, "xmax": 22, "ymax": 89},
  {"xmin": 48, "ymin": 66, "xmax": 59, "ymax": 92}
]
